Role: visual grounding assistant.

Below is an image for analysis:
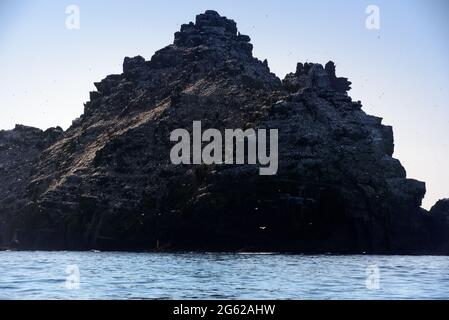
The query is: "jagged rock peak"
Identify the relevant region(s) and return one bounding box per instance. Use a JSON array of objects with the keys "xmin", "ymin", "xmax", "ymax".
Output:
[
  {"xmin": 119, "ymin": 11, "xmax": 253, "ymax": 75},
  {"xmin": 174, "ymin": 10, "xmax": 252, "ymax": 52},
  {"xmin": 283, "ymin": 61, "xmax": 352, "ymax": 94},
  {"xmin": 123, "ymin": 55, "xmax": 146, "ymax": 74},
  {"xmin": 431, "ymin": 199, "xmax": 449, "ymax": 221},
  {"xmin": 195, "ymin": 10, "xmax": 237, "ymax": 34}
]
